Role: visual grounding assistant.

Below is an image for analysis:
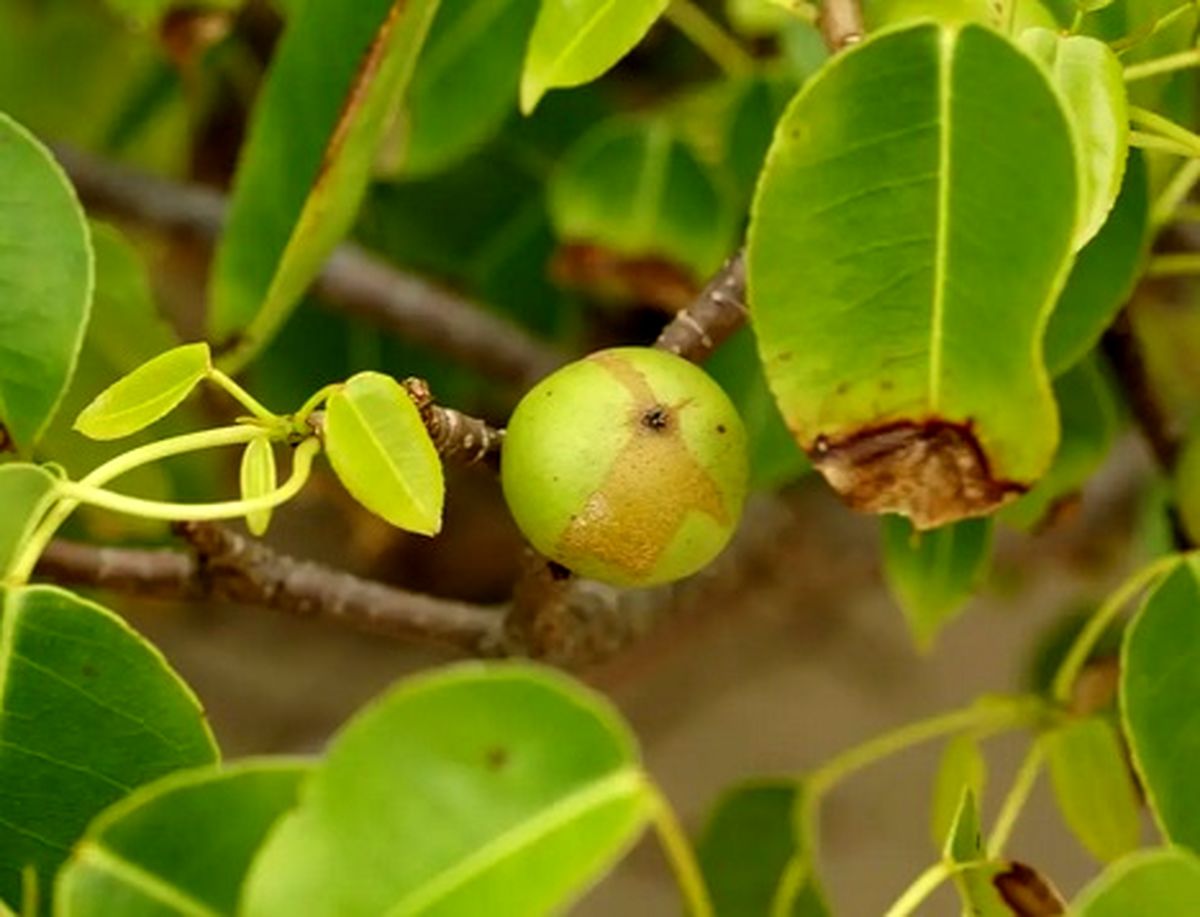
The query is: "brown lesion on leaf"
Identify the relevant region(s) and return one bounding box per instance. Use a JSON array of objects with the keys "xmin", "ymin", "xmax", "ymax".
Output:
[
  {"xmin": 993, "ymin": 862, "xmax": 1067, "ymax": 916},
  {"xmin": 550, "ymin": 242, "xmax": 700, "ymax": 312},
  {"xmin": 555, "ymin": 352, "xmax": 728, "ymax": 580},
  {"xmin": 808, "ymin": 419, "xmax": 1027, "ymax": 530}
]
